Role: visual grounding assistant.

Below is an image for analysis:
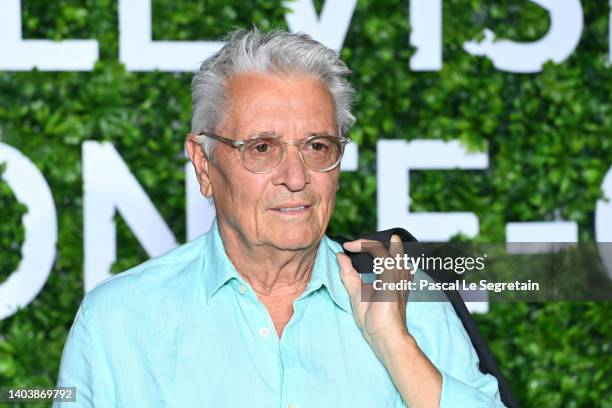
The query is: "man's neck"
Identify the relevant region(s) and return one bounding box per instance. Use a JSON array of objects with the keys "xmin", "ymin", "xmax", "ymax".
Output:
[{"xmin": 217, "ymin": 221, "xmax": 319, "ymax": 297}]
